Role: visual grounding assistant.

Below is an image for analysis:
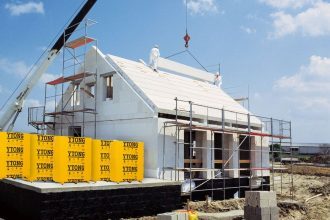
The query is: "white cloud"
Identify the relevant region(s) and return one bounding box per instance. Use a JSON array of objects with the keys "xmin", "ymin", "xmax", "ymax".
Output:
[
  {"xmin": 268, "ymin": 1, "xmax": 330, "ymax": 38},
  {"xmin": 260, "ymin": 0, "xmax": 317, "ymax": 9},
  {"xmin": 240, "ymin": 26, "xmax": 257, "ymax": 34},
  {"xmin": 184, "ymin": 0, "xmax": 218, "ymax": 15},
  {"xmin": 0, "ymin": 58, "xmax": 32, "ymax": 78},
  {"xmin": 0, "ymin": 57, "xmax": 58, "ymax": 87},
  {"xmin": 306, "ymin": 55, "xmax": 330, "ymax": 76},
  {"xmin": 5, "ymin": 1, "xmax": 44, "ymax": 16},
  {"xmin": 40, "ymin": 73, "xmax": 59, "ymax": 84},
  {"xmin": 274, "ymin": 55, "xmax": 330, "ymax": 110}
]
